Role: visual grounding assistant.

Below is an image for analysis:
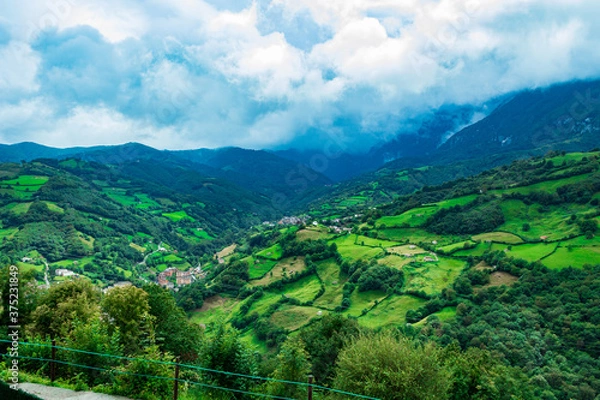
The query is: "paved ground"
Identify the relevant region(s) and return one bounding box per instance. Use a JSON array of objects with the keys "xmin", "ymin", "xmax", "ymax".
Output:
[{"xmin": 17, "ymin": 383, "xmax": 133, "ymax": 400}]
